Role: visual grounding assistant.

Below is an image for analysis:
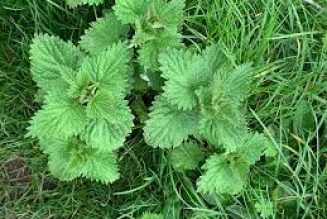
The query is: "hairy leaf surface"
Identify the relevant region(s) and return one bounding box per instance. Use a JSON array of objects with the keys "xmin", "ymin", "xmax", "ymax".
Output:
[
  {"xmin": 28, "ymin": 95, "xmax": 87, "ymax": 139},
  {"xmin": 30, "ymin": 34, "xmax": 84, "ymax": 91},
  {"xmin": 159, "ymin": 49, "xmax": 210, "ymax": 110},
  {"xmin": 196, "ymin": 86, "xmax": 248, "ymax": 147},
  {"xmin": 86, "ymin": 91, "xmax": 133, "ymax": 123},
  {"xmin": 79, "ymin": 42, "xmax": 131, "ymax": 97},
  {"xmin": 144, "ymin": 96, "xmax": 199, "ymax": 148},
  {"xmin": 197, "ymin": 154, "xmax": 249, "ymax": 195},
  {"xmin": 114, "ymin": 0, "xmax": 151, "ymax": 24},
  {"xmin": 211, "ymin": 63, "xmax": 253, "ymax": 103},
  {"xmin": 152, "ymin": 0, "xmax": 185, "ymax": 29},
  {"xmin": 236, "ymin": 133, "xmax": 271, "ymax": 164},
  {"xmin": 45, "ymin": 137, "xmax": 120, "ymax": 183},
  {"xmin": 79, "ymin": 12, "xmax": 129, "ymax": 54},
  {"xmin": 170, "ymin": 141, "xmax": 204, "ymax": 171},
  {"xmin": 201, "ymin": 44, "xmax": 235, "ymax": 76},
  {"xmin": 139, "ymin": 31, "xmax": 182, "ymax": 70},
  {"xmin": 84, "ymin": 116, "xmax": 133, "ymax": 152}
]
